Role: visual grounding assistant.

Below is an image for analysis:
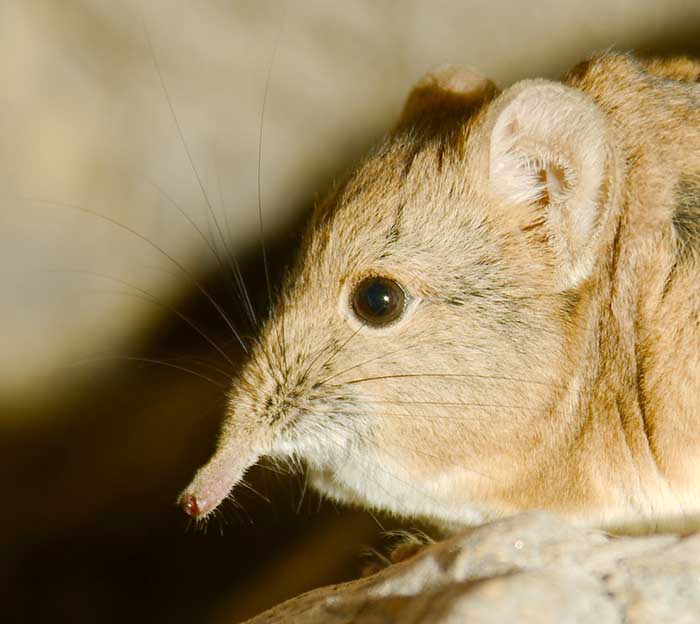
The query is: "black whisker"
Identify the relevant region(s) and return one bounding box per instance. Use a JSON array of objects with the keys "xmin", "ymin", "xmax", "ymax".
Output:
[
  {"xmin": 361, "ymin": 399, "xmax": 547, "ymax": 412},
  {"xmin": 148, "ymin": 173, "xmax": 258, "ymax": 332},
  {"xmin": 145, "ymin": 176, "xmax": 230, "ymax": 285},
  {"xmin": 141, "ymin": 17, "xmax": 232, "ymax": 288},
  {"xmin": 256, "ymin": 10, "xmax": 288, "ymax": 378},
  {"xmin": 306, "ymin": 324, "xmax": 364, "ymax": 382},
  {"xmin": 24, "ymin": 198, "xmax": 248, "ymax": 353},
  {"xmin": 317, "ymin": 335, "xmax": 430, "ymax": 386},
  {"xmin": 330, "ymin": 410, "xmax": 526, "ymax": 422},
  {"xmin": 49, "ymin": 268, "xmax": 237, "ymax": 370},
  {"xmin": 340, "ymin": 372, "xmax": 562, "ymax": 389},
  {"xmin": 157, "ymin": 352, "xmax": 234, "ymax": 381},
  {"xmin": 216, "ymin": 168, "xmax": 258, "ymax": 329},
  {"xmin": 141, "ymin": 16, "xmax": 260, "ymax": 357},
  {"xmin": 69, "ymin": 354, "xmax": 227, "ymax": 389}
]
